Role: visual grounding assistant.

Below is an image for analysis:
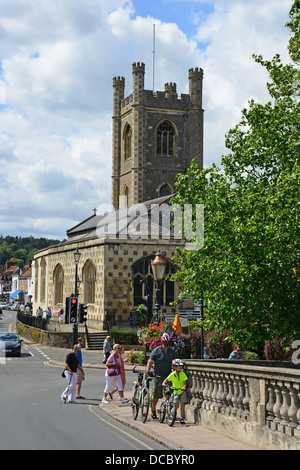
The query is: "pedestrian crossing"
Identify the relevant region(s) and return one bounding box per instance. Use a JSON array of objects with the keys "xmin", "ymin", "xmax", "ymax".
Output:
[
  {"xmin": 31, "ymin": 346, "xmax": 52, "ymax": 362},
  {"xmin": 2, "ymin": 345, "xmax": 53, "ymax": 364}
]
